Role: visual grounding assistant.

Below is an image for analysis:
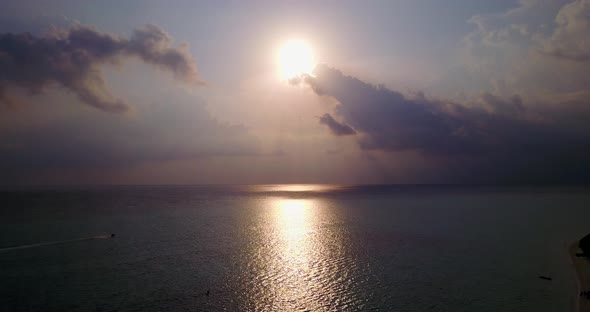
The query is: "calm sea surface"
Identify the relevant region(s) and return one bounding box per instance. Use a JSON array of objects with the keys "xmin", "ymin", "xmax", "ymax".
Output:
[{"xmin": 1, "ymin": 185, "xmax": 589, "ymax": 311}]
